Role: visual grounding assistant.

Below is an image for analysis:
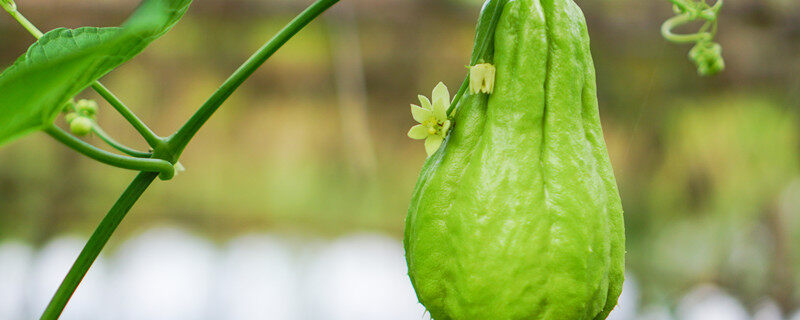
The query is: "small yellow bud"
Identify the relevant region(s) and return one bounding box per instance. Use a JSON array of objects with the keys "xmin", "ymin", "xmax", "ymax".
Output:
[
  {"xmin": 441, "ymin": 120, "xmax": 452, "ymax": 136},
  {"xmin": 469, "ymin": 63, "xmax": 496, "ymax": 94}
]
